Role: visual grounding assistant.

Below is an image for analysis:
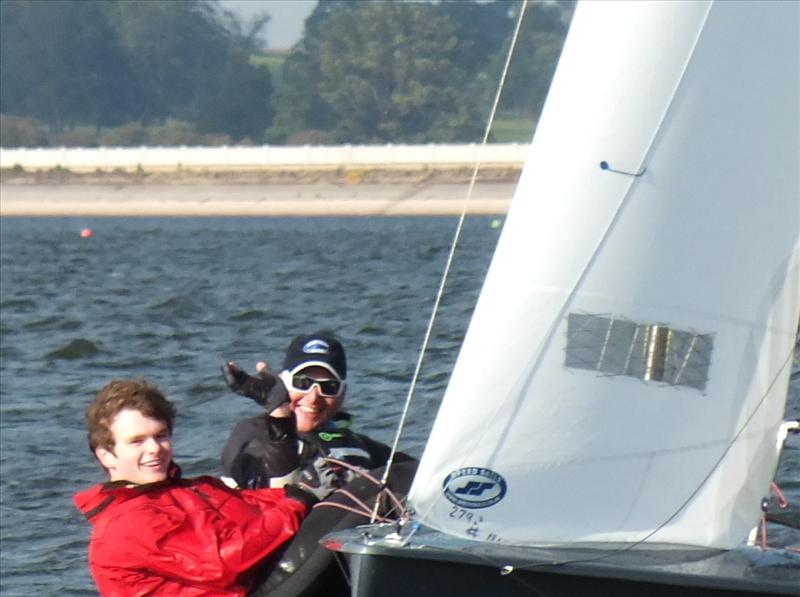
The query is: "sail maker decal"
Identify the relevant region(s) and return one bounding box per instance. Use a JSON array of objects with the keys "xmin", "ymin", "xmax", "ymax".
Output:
[{"xmin": 443, "ymin": 468, "xmax": 507, "ymax": 509}]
